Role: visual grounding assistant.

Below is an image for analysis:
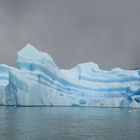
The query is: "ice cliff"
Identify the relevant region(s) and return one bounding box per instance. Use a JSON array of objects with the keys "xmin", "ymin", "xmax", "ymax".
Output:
[{"xmin": 0, "ymin": 44, "xmax": 140, "ymax": 108}]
